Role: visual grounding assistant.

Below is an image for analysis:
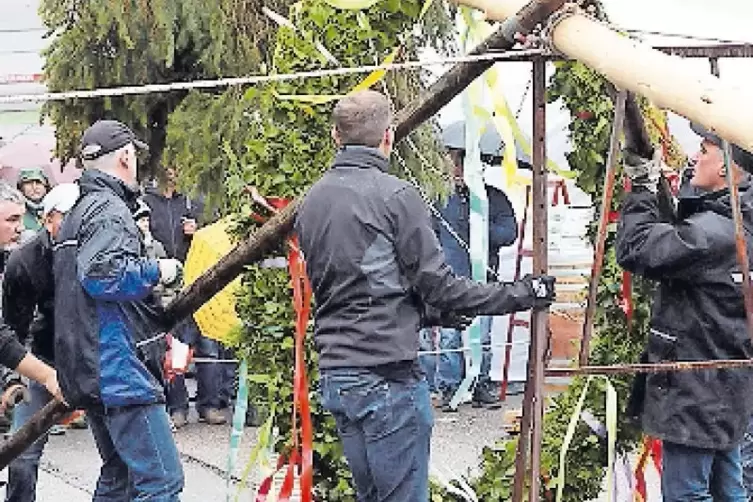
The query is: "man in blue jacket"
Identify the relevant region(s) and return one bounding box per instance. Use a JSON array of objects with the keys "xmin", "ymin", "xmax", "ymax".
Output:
[
  {"xmin": 53, "ymin": 120, "xmax": 184, "ymax": 500},
  {"xmin": 420, "ymin": 148, "xmax": 519, "ymax": 410}
]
